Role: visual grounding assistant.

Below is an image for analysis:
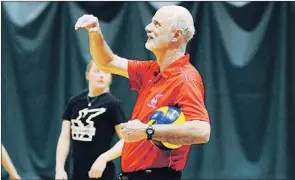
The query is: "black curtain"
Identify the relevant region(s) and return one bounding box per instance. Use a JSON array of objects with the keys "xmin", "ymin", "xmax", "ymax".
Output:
[{"xmin": 1, "ymin": 2, "xmax": 294, "ymax": 180}]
